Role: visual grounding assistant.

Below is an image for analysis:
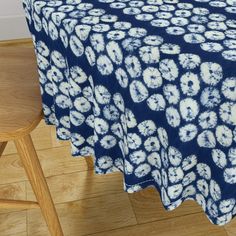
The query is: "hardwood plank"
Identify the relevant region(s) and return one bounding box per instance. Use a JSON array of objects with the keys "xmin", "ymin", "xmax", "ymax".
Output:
[
  {"xmin": 128, "ymin": 187, "xmax": 202, "ymax": 224},
  {"xmin": 3, "ymin": 141, "xmax": 17, "ymax": 155},
  {"xmin": 0, "ymin": 211, "xmax": 26, "ymax": 236},
  {"xmin": 224, "ymin": 218, "xmax": 236, "ymax": 236},
  {"xmin": 0, "ymin": 146, "xmax": 88, "ymax": 185},
  {"xmin": 27, "ymin": 193, "xmax": 137, "ymax": 236},
  {"xmin": 50, "ymin": 126, "xmax": 70, "ymax": 148},
  {"xmin": 13, "ymin": 232, "xmax": 27, "ymax": 236},
  {"xmin": 36, "ymin": 119, "xmax": 46, "ymax": 128},
  {"xmin": 90, "ymin": 213, "xmax": 227, "ymax": 236},
  {"xmin": 0, "ymin": 182, "xmax": 26, "ymax": 214},
  {"xmin": 31, "ymin": 126, "xmax": 53, "ymax": 150},
  {"xmin": 4, "ymin": 125, "xmax": 70, "ymax": 155},
  {"xmin": 4, "ymin": 126, "xmax": 52, "ymax": 155},
  {"xmin": 26, "ymin": 170, "xmax": 124, "ymax": 204},
  {"xmin": 0, "ymin": 182, "xmax": 25, "ymax": 199}
]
